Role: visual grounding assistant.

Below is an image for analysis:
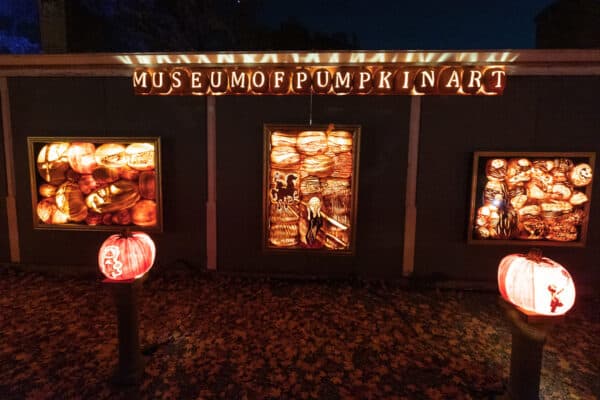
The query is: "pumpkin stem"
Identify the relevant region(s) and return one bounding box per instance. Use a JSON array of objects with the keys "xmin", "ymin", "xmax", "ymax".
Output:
[
  {"xmin": 122, "ymin": 228, "xmax": 131, "ymax": 238},
  {"xmin": 526, "ymin": 248, "xmax": 543, "ymax": 262}
]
